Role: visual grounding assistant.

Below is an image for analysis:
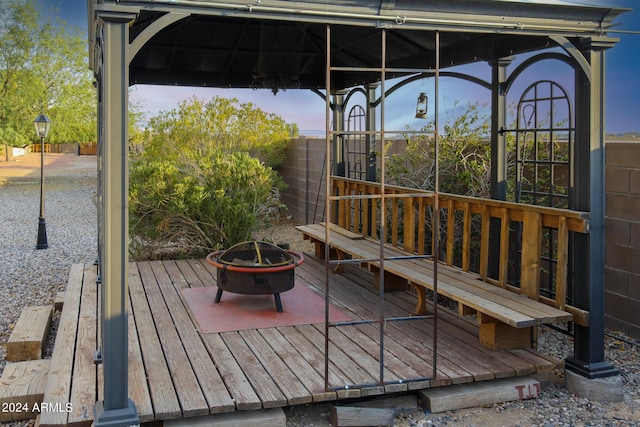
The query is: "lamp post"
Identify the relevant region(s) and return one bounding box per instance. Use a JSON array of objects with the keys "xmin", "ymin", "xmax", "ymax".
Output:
[{"xmin": 34, "ymin": 114, "xmax": 51, "ymax": 250}]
